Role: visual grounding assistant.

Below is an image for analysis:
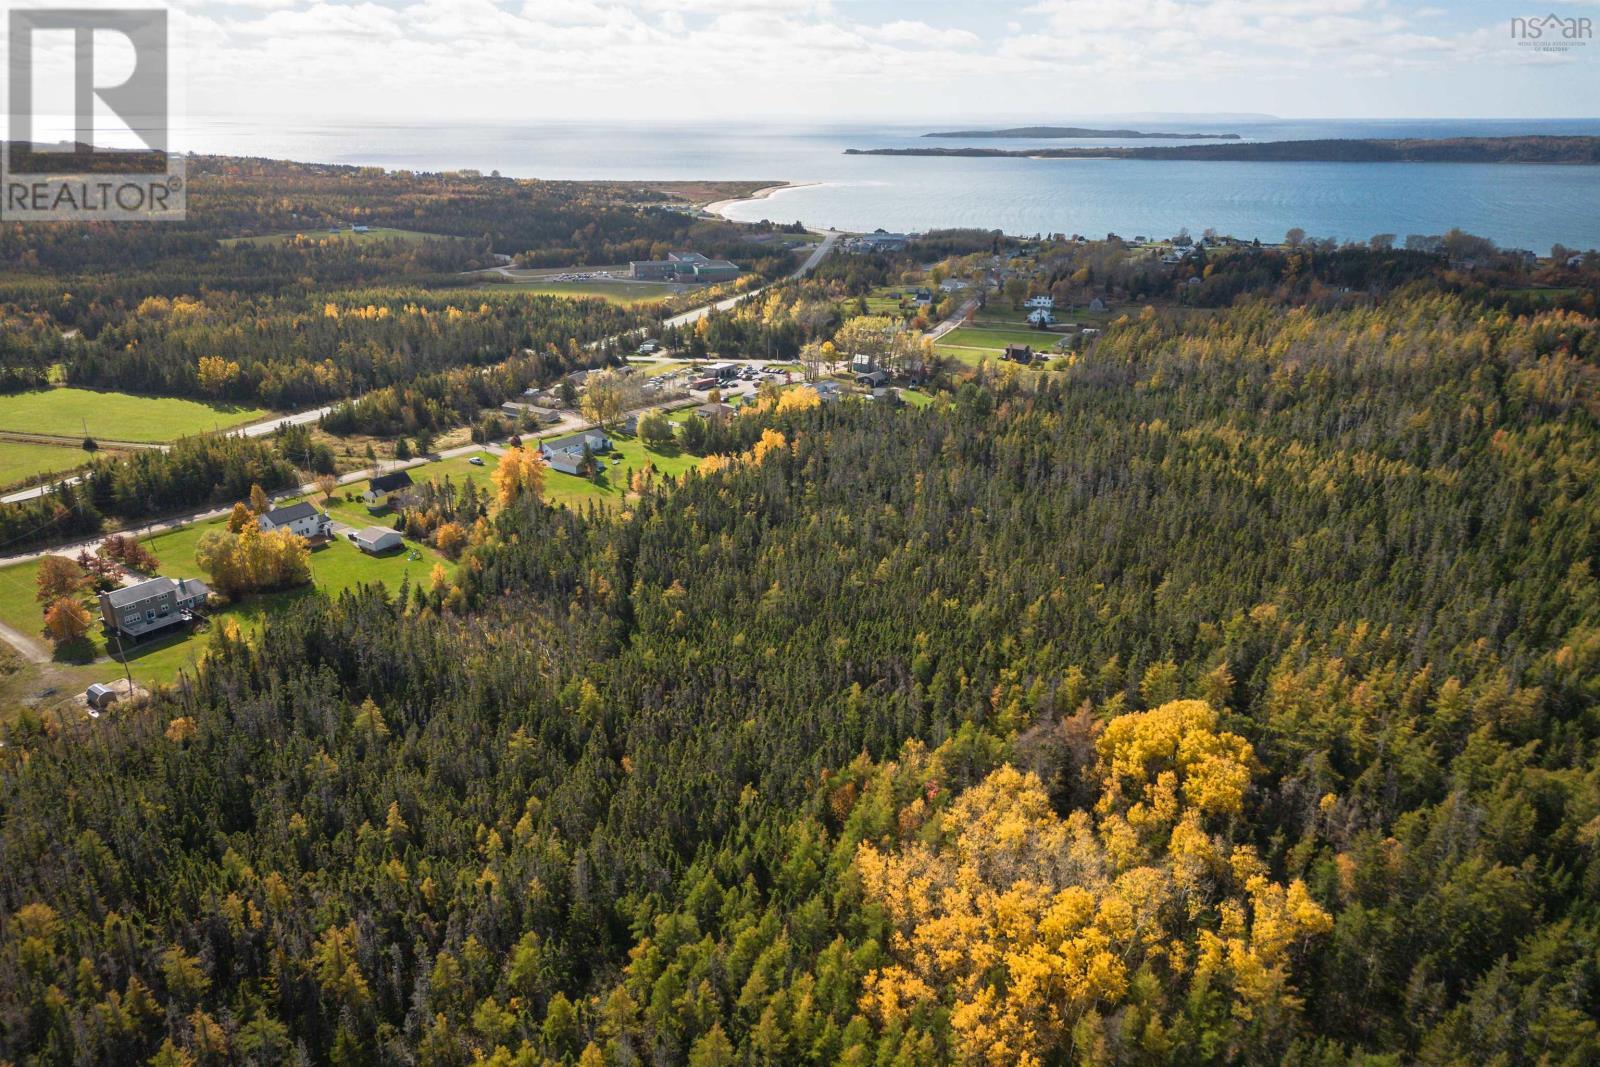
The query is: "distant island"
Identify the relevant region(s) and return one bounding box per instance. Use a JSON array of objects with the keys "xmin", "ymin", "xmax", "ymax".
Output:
[
  {"xmin": 849, "ymin": 136, "xmax": 1600, "ymax": 164},
  {"xmin": 926, "ymin": 126, "xmax": 1241, "ymax": 140}
]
